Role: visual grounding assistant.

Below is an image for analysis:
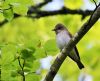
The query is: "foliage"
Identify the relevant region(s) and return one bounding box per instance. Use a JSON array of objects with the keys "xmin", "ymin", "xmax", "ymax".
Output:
[{"xmin": 0, "ymin": 0, "xmax": 100, "ymax": 81}]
